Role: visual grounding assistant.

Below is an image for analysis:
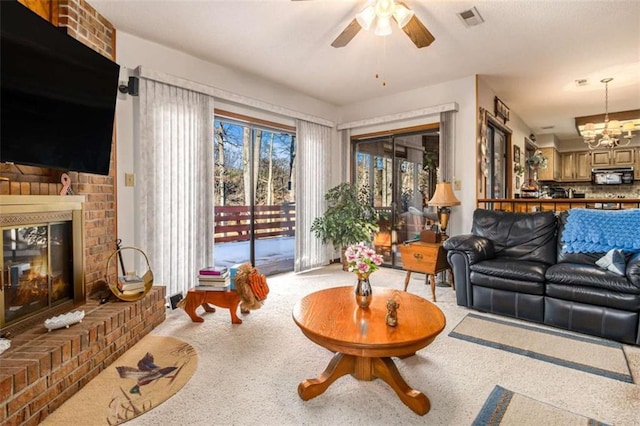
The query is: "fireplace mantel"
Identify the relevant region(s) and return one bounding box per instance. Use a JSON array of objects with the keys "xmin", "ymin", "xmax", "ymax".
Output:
[{"xmin": 0, "ymin": 194, "xmax": 85, "ymax": 214}]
